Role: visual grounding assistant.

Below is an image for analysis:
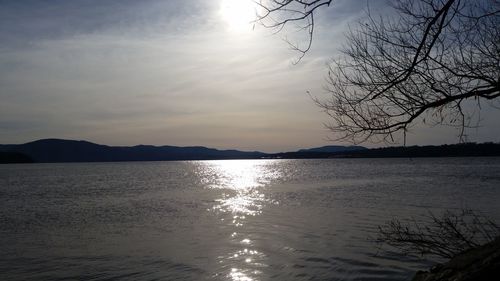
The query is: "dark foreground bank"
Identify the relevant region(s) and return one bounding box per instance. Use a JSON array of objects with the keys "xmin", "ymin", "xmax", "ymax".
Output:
[{"xmin": 412, "ymin": 237, "xmax": 500, "ymax": 281}]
